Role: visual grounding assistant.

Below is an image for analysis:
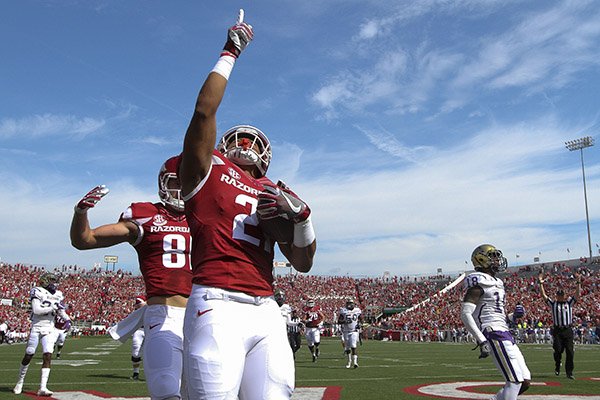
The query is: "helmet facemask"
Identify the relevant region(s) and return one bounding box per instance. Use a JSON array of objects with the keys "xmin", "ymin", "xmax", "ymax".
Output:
[
  {"xmin": 274, "ymin": 289, "xmax": 285, "ymax": 306},
  {"xmin": 472, "ymin": 244, "xmax": 508, "ymax": 273},
  {"xmin": 40, "ymin": 273, "xmax": 59, "ymax": 294},
  {"xmin": 158, "ymin": 156, "xmax": 184, "ymax": 212},
  {"xmin": 217, "ymin": 125, "xmax": 272, "ymax": 177}
]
